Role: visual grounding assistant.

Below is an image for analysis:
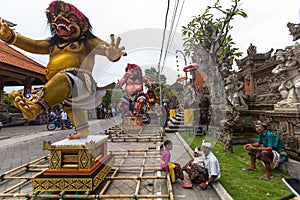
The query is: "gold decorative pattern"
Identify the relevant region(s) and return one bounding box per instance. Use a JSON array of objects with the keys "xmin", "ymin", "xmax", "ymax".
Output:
[
  {"xmin": 93, "ymin": 157, "xmax": 115, "ymax": 188},
  {"xmin": 78, "ymin": 150, "xmax": 93, "ymax": 170},
  {"xmin": 49, "ymin": 150, "xmax": 61, "ymax": 170},
  {"xmin": 33, "ymin": 178, "xmax": 92, "ymax": 191},
  {"xmin": 32, "ymin": 156, "xmax": 115, "ymax": 192}
]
